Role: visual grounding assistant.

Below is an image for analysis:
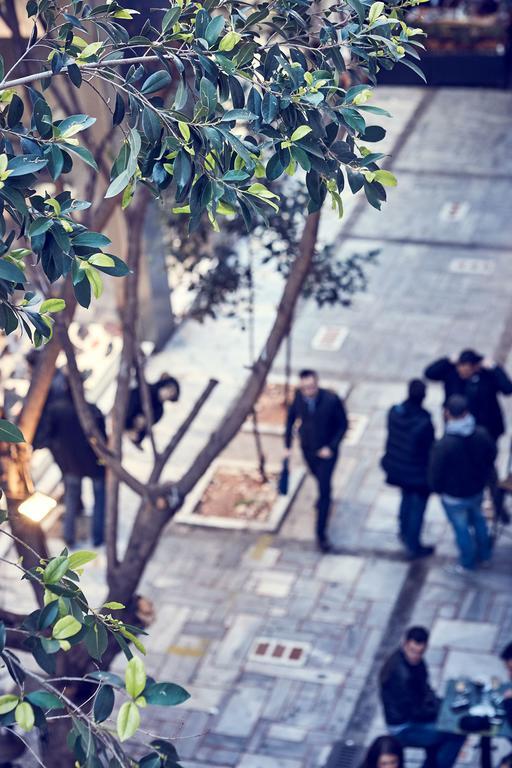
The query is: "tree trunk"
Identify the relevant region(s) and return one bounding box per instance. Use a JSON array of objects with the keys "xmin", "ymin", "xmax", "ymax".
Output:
[{"xmin": 109, "ymin": 210, "xmax": 321, "ymax": 602}]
